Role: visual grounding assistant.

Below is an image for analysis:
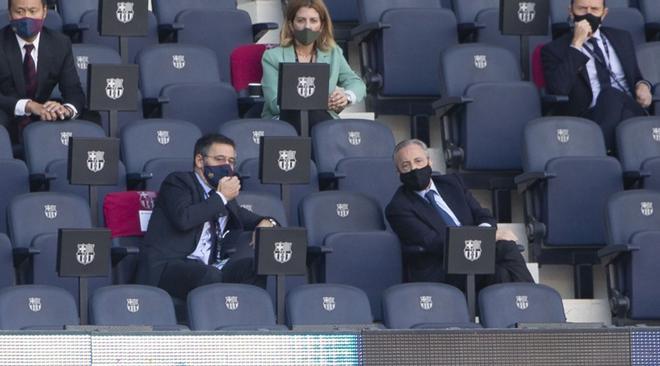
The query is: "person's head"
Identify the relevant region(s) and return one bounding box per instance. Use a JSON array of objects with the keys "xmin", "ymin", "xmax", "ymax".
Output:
[
  {"xmin": 570, "ymin": 0, "xmax": 608, "ymax": 29},
  {"xmin": 281, "ymin": 0, "xmax": 335, "ymax": 52},
  {"xmin": 193, "ymin": 134, "xmax": 237, "ymax": 187},
  {"xmin": 8, "ymin": 0, "xmax": 47, "ymax": 41},
  {"xmin": 393, "ymin": 139, "xmax": 434, "ymax": 191}
]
